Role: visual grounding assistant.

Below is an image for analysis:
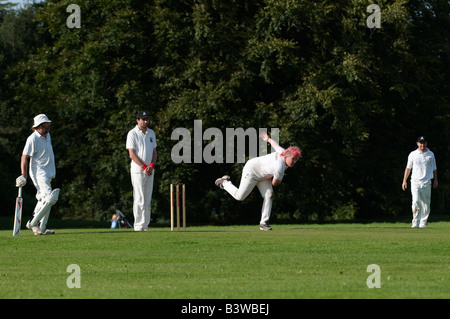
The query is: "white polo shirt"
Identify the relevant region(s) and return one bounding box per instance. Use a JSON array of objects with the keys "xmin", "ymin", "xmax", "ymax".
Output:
[
  {"xmin": 406, "ymin": 148, "xmax": 437, "ymax": 183},
  {"xmin": 22, "ymin": 131, "xmax": 56, "ymax": 180},
  {"xmin": 245, "ymin": 147, "xmax": 286, "ymax": 181},
  {"xmin": 126, "ymin": 125, "xmax": 157, "ymax": 173}
]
